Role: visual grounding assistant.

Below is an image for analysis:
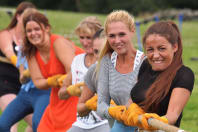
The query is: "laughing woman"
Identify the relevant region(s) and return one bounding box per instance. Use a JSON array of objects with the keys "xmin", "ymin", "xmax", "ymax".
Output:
[{"xmin": 22, "ymin": 11, "xmax": 83, "ymax": 132}]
